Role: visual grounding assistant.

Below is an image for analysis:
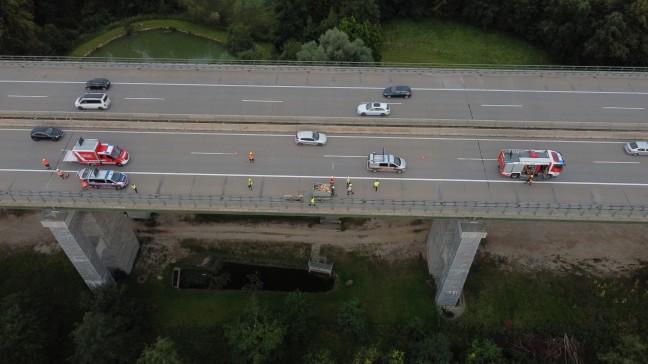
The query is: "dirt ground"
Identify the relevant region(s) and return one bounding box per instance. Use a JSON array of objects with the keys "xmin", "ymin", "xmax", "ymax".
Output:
[{"xmin": 1, "ymin": 210, "xmax": 646, "ymax": 276}]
